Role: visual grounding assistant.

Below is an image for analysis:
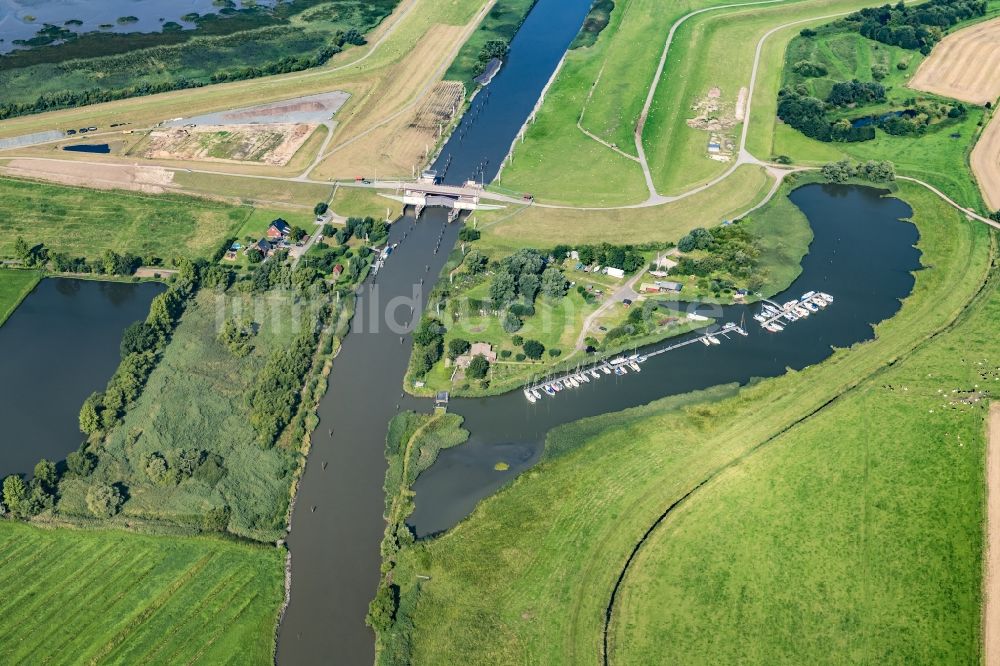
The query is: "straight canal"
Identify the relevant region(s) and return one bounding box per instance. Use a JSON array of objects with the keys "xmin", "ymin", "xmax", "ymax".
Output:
[{"xmin": 278, "ymin": 0, "xmax": 923, "ymax": 663}]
